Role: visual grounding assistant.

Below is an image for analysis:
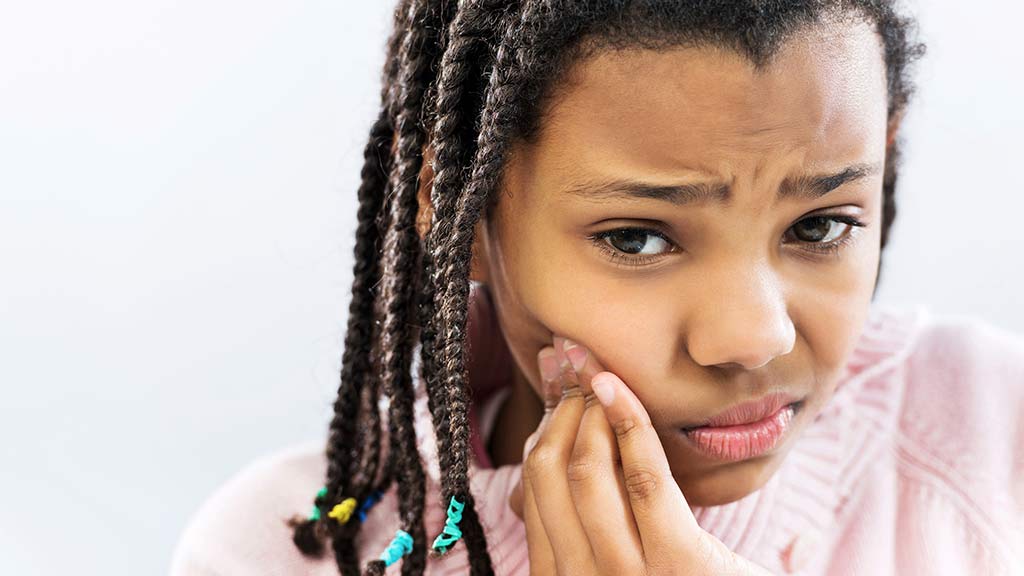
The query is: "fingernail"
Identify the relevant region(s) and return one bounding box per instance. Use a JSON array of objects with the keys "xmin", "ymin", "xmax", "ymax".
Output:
[
  {"xmin": 538, "ymin": 348, "xmax": 559, "ymax": 384},
  {"xmin": 592, "ymin": 375, "xmax": 615, "ymax": 407},
  {"xmin": 562, "ymin": 338, "xmax": 587, "ymax": 372}
]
